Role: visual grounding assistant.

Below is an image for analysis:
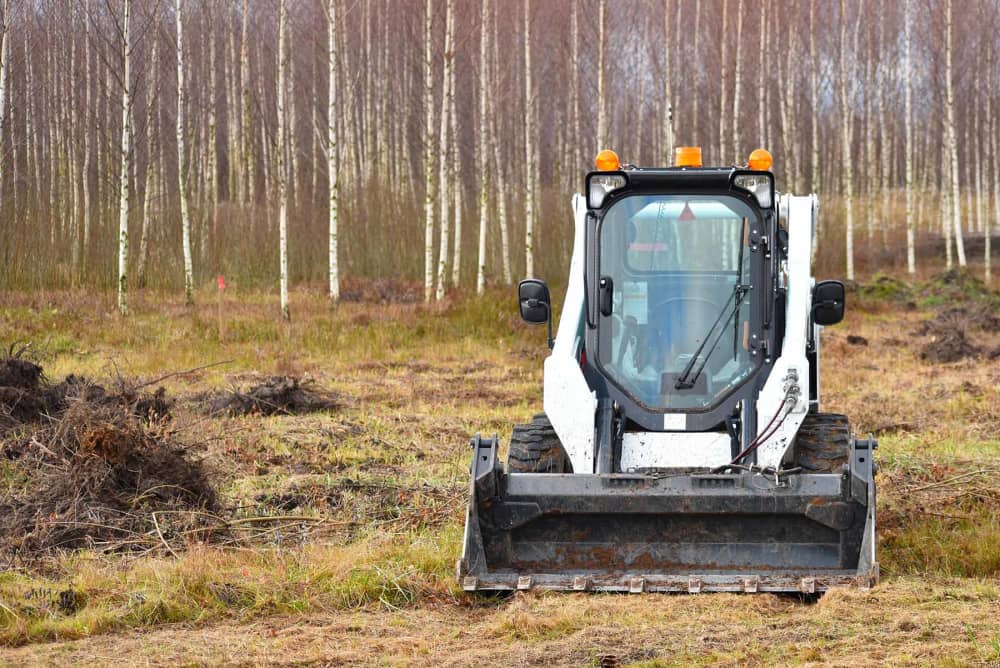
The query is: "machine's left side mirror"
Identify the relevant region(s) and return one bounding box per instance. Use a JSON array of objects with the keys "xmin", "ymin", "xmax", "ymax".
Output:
[
  {"xmin": 518, "ymin": 279, "xmax": 554, "ymax": 348},
  {"xmin": 518, "ymin": 279, "xmax": 551, "ymax": 324},
  {"xmin": 813, "ymin": 280, "xmax": 846, "ymax": 326}
]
